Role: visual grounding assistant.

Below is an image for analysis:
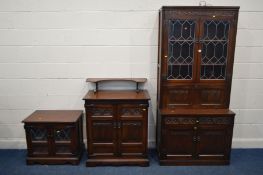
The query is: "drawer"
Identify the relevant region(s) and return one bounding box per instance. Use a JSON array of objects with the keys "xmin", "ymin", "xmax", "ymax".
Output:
[
  {"xmin": 198, "ymin": 117, "xmax": 233, "ymax": 125},
  {"xmin": 85, "ymin": 104, "xmax": 114, "ymax": 117},
  {"xmin": 118, "ymin": 104, "xmax": 148, "ymax": 118},
  {"xmin": 164, "ymin": 117, "xmax": 197, "ymax": 126},
  {"xmin": 163, "ymin": 116, "xmax": 233, "ymax": 127}
]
